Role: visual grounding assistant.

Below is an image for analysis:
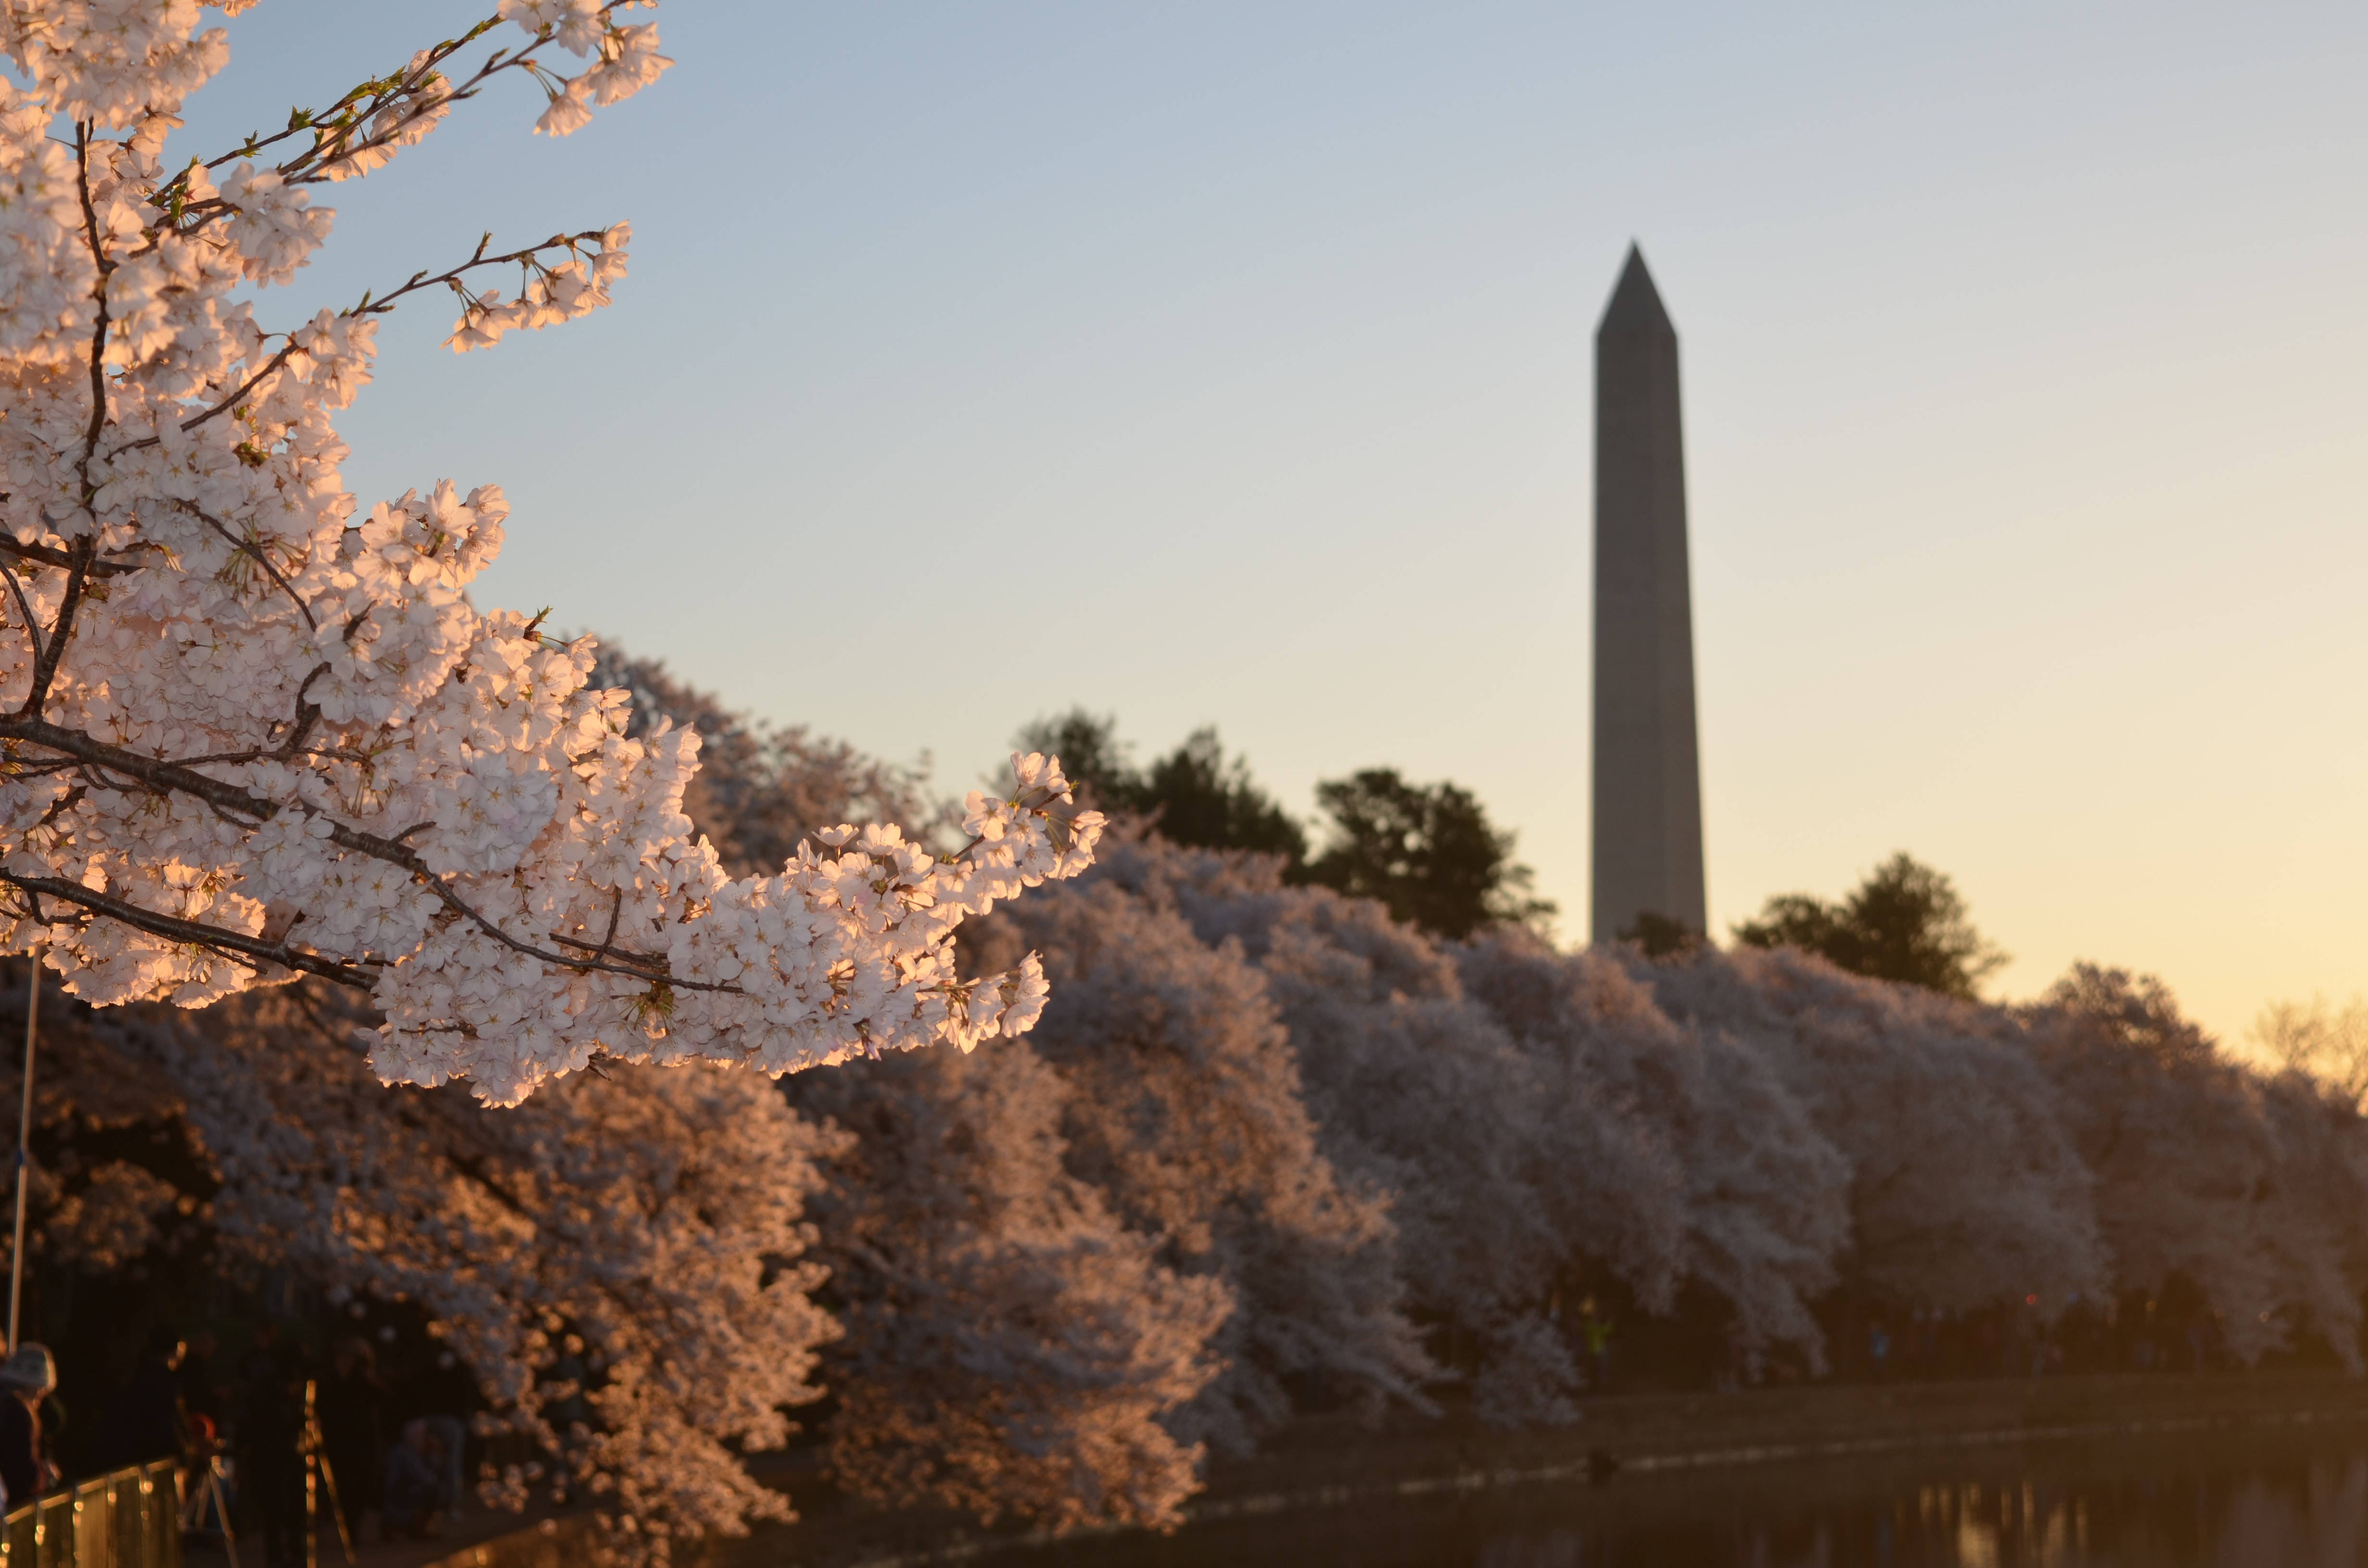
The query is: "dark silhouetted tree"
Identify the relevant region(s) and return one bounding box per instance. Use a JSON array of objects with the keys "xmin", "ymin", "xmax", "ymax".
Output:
[
  {"xmin": 1733, "ymin": 852, "xmax": 2007, "ymax": 1000},
  {"xmin": 1619, "ymin": 911, "xmax": 1705, "ymax": 959},
  {"xmin": 1300, "ymin": 769, "xmax": 1554, "ymax": 942},
  {"xmin": 1135, "ymin": 728, "xmax": 1310, "ymax": 861},
  {"xmin": 1015, "ymin": 712, "xmax": 1307, "ymax": 860},
  {"xmin": 1012, "ymin": 709, "xmax": 1138, "ymax": 815},
  {"xmin": 1011, "ymin": 720, "xmax": 1552, "ymax": 940}
]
